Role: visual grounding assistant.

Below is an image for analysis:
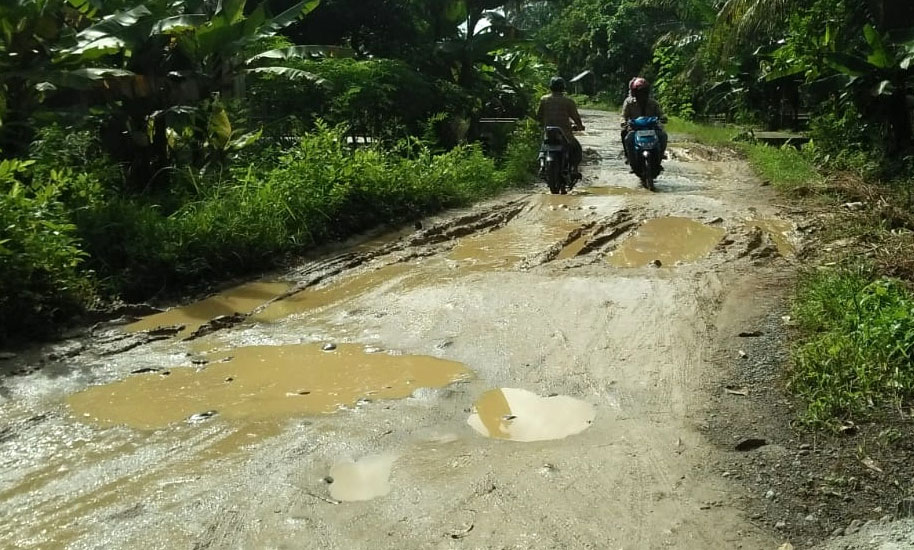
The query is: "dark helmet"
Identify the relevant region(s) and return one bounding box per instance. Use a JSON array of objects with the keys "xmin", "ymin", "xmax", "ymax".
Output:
[
  {"xmin": 629, "ymin": 77, "xmax": 650, "ymax": 94},
  {"xmin": 549, "ymin": 76, "xmax": 566, "ymax": 92}
]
